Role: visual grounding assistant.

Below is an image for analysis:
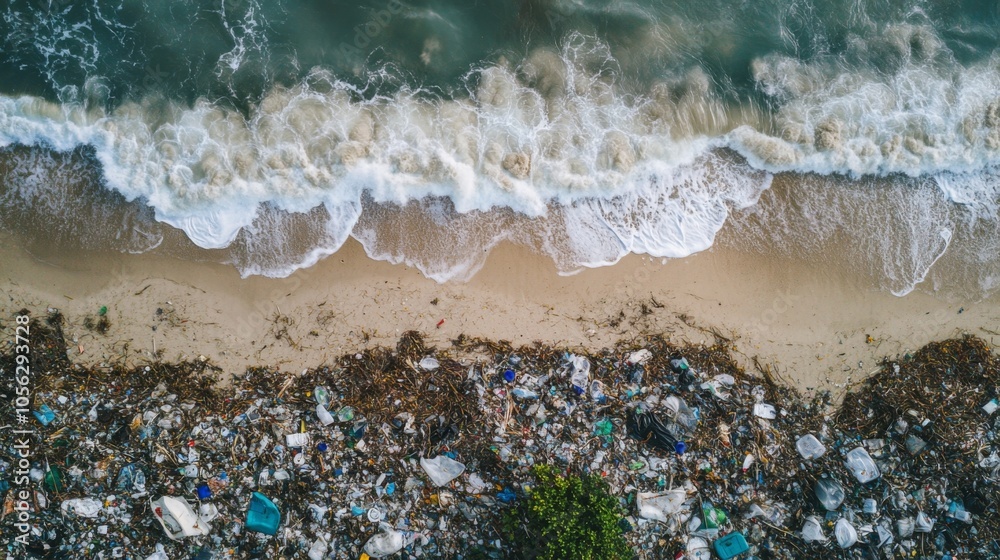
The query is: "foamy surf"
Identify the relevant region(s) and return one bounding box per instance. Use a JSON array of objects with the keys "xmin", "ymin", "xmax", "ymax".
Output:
[{"xmin": 2, "ymin": 3, "xmax": 1000, "ymax": 296}]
